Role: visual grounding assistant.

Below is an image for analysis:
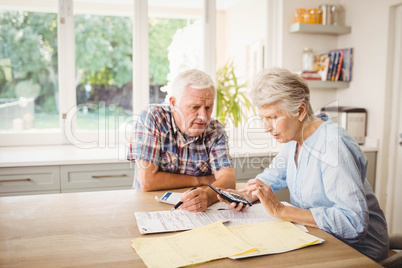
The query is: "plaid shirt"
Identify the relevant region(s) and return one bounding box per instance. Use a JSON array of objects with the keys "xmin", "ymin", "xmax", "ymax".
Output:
[{"xmin": 129, "ymin": 105, "xmax": 233, "ymax": 181}]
